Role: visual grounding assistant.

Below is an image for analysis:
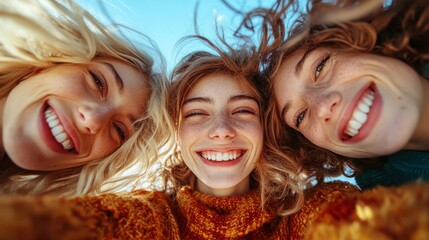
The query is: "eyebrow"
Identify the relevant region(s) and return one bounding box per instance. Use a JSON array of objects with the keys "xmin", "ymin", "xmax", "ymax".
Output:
[
  {"xmin": 183, "ymin": 97, "xmax": 212, "ymax": 106},
  {"xmin": 228, "ymin": 94, "xmax": 259, "ymax": 105},
  {"xmin": 100, "ymin": 62, "xmax": 124, "ymax": 92},
  {"xmin": 295, "ymin": 47, "xmax": 317, "ymax": 76}
]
